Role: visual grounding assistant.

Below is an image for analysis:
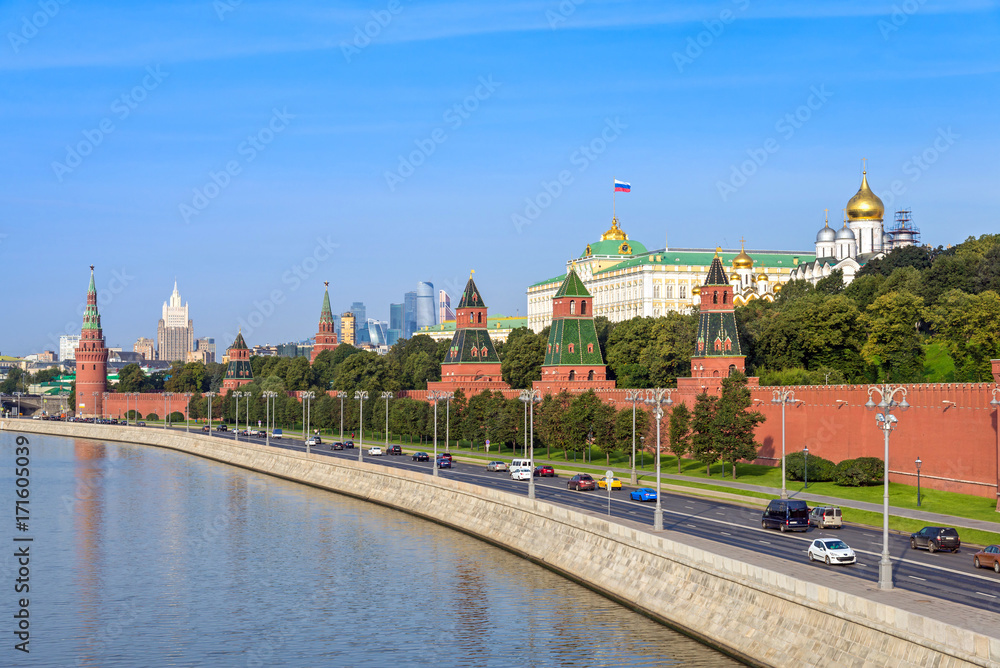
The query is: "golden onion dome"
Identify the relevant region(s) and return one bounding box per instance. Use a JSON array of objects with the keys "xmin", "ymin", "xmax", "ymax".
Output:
[
  {"xmin": 600, "ymin": 217, "xmax": 628, "ymax": 241},
  {"xmin": 846, "ymin": 170, "xmax": 885, "ymax": 220},
  {"xmin": 756, "ymin": 273, "xmax": 768, "ymax": 282},
  {"xmin": 691, "ymin": 286, "xmax": 701, "ymax": 296},
  {"xmin": 731, "ymin": 240, "xmax": 754, "ymax": 269},
  {"xmin": 773, "ymin": 284, "xmax": 782, "ymax": 292}
]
